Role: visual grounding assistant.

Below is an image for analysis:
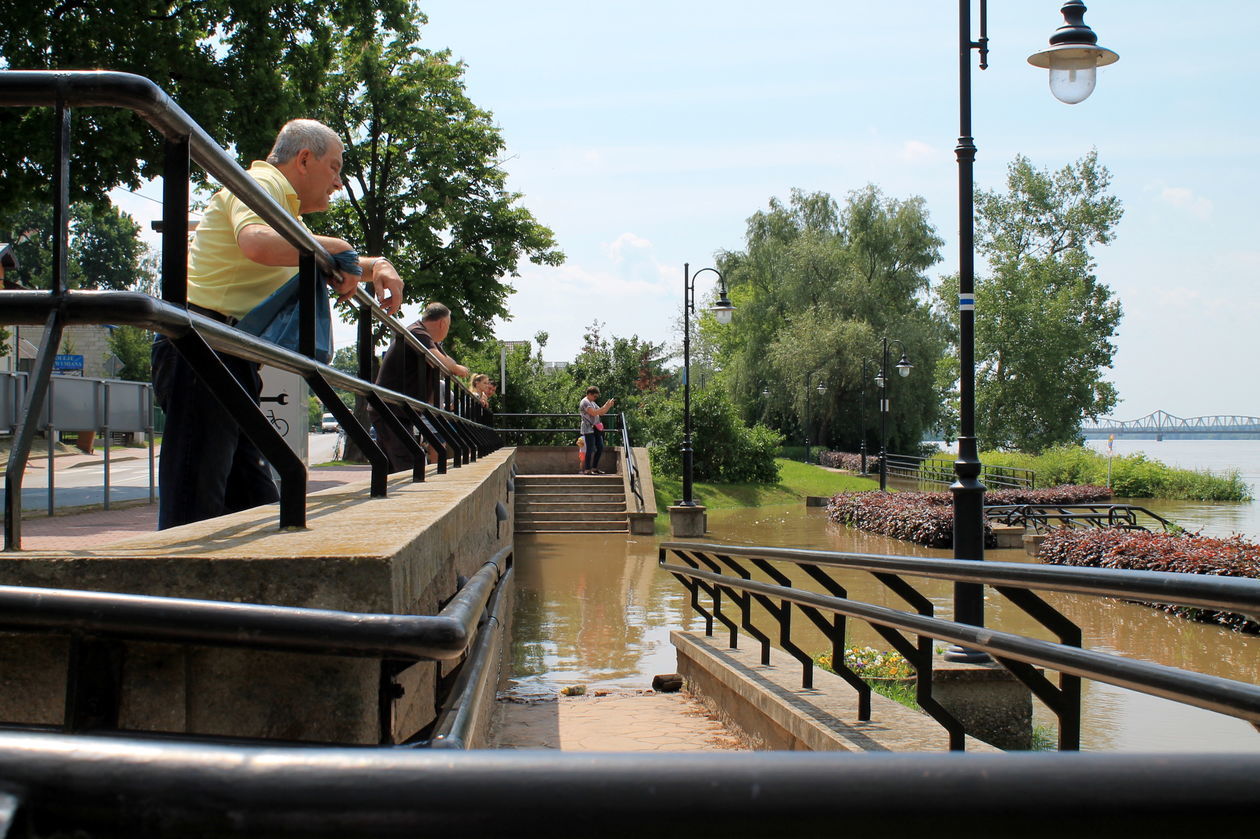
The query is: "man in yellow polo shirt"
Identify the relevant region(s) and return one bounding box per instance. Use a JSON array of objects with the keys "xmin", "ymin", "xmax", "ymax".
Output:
[{"xmin": 152, "ymin": 118, "xmax": 403, "ymax": 529}]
